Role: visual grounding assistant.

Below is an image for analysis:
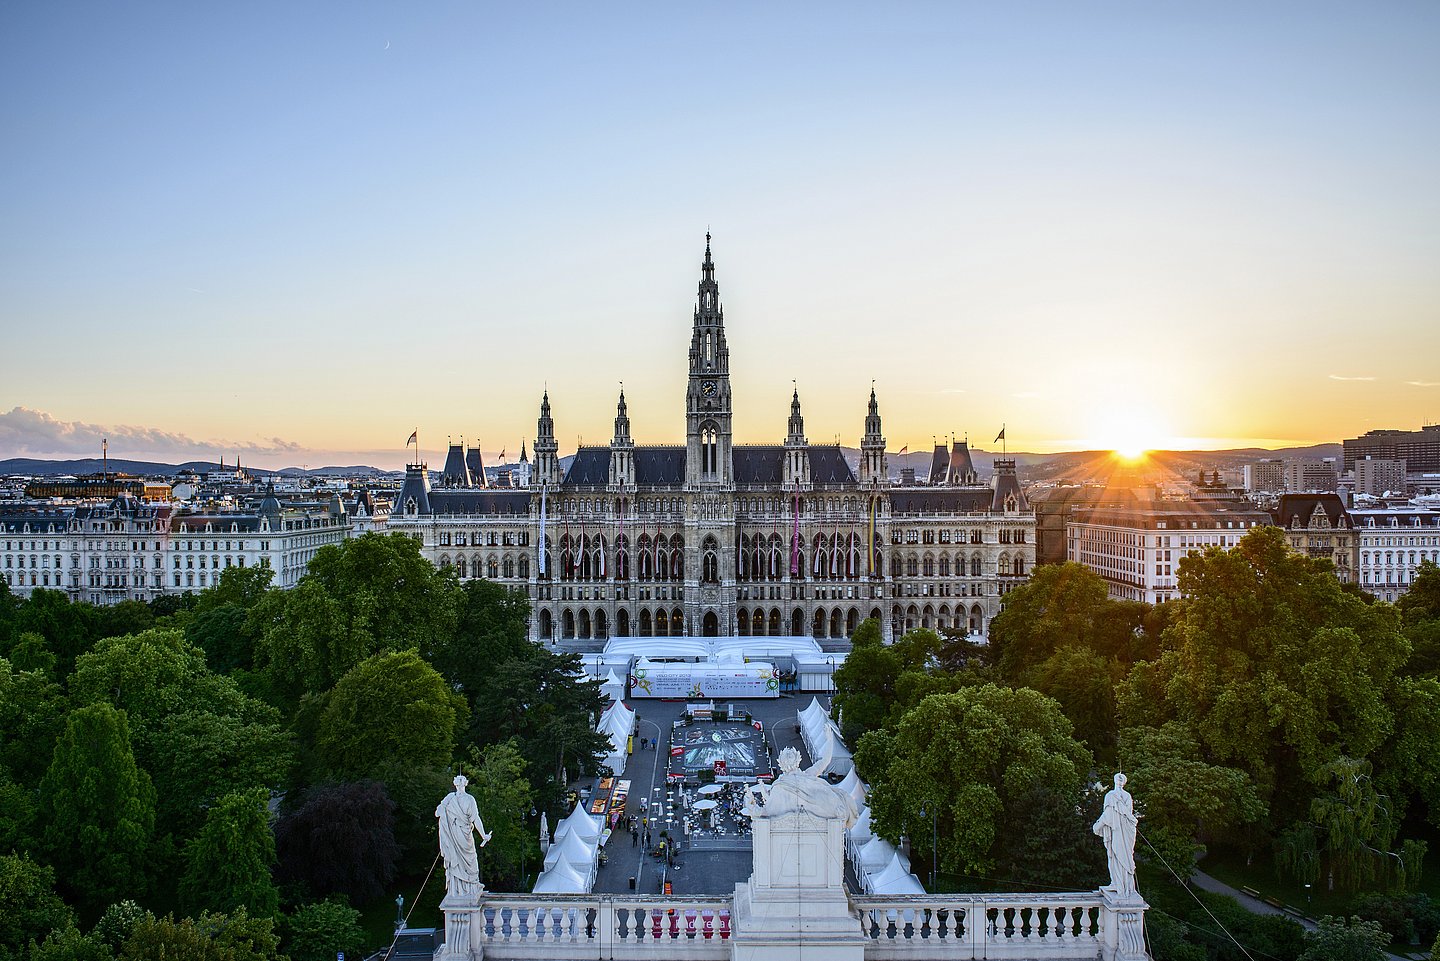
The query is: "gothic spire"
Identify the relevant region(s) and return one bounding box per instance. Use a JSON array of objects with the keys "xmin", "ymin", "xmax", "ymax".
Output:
[
  {"xmin": 787, "ymin": 387, "xmax": 806, "ymax": 445},
  {"xmin": 612, "ymin": 389, "xmax": 632, "ymax": 445}
]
